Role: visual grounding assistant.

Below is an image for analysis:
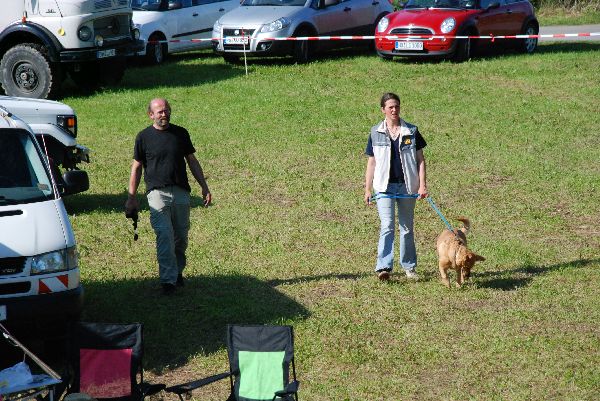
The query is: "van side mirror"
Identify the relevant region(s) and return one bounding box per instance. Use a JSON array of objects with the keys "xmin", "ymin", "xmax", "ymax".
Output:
[
  {"xmin": 487, "ymin": 2, "xmax": 500, "ymax": 10},
  {"xmin": 323, "ymin": 0, "xmax": 340, "ymax": 7},
  {"xmin": 61, "ymin": 170, "xmax": 89, "ymax": 196}
]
